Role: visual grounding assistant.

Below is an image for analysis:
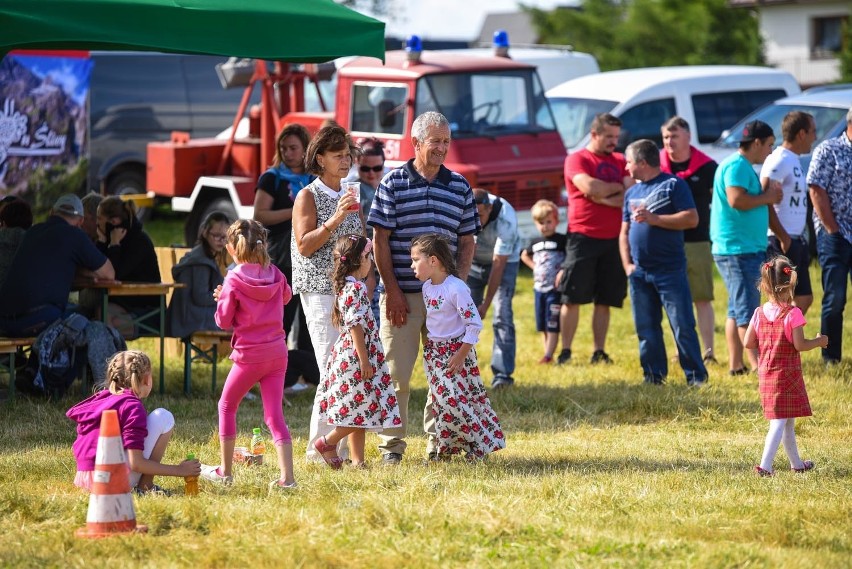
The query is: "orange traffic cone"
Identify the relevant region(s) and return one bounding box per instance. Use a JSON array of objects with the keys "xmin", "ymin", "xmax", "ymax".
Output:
[{"xmin": 76, "ymin": 409, "xmax": 147, "ymax": 538}]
